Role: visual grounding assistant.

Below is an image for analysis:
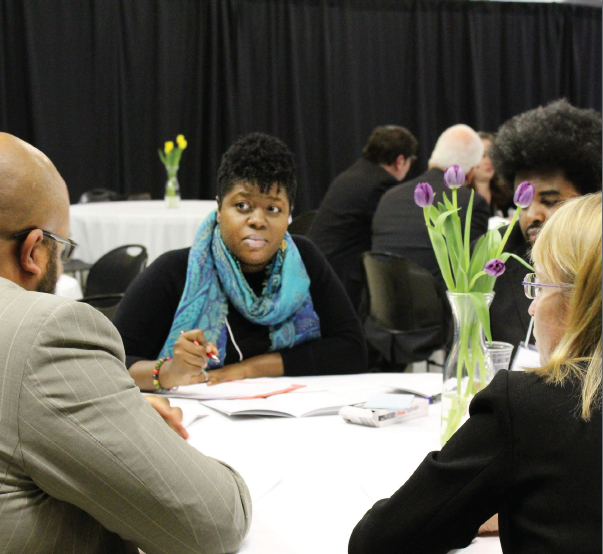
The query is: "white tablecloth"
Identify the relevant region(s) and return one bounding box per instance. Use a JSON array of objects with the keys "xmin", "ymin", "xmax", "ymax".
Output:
[
  {"xmin": 176, "ymin": 373, "xmax": 503, "ymax": 554},
  {"xmin": 69, "ymin": 200, "xmax": 218, "ymax": 264},
  {"xmin": 55, "ymin": 274, "xmax": 83, "ymax": 300}
]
